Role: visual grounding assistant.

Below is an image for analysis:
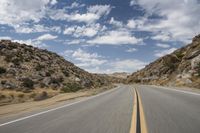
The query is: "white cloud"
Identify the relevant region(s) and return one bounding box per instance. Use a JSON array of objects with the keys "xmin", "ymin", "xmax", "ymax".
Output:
[
  {"xmin": 50, "ymin": 0, "xmax": 57, "ymax": 5},
  {"xmin": 67, "ymin": 39, "xmax": 86, "ymax": 45},
  {"xmin": 0, "ymin": 36, "xmax": 12, "ymax": 40},
  {"xmin": 13, "ymin": 39, "xmax": 48, "ymax": 48},
  {"xmin": 87, "ymin": 30, "xmax": 142, "ymax": 45},
  {"xmin": 63, "ymin": 27, "xmax": 76, "ymax": 35},
  {"xmin": 156, "ymin": 43, "xmax": 170, "ymax": 48},
  {"xmin": 62, "ymin": 48, "xmax": 146, "ymax": 74},
  {"xmin": 70, "ymin": 13, "xmax": 100, "ymax": 23},
  {"xmin": 126, "ymin": 48, "xmax": 137, "ymax": 52},
  {"xmin": 62, "ymin": 48, "xmax": 107, "ymax": 68},
  {"xmin": 63, "ymin": 23, "xmax": 101, "ymax": 37},
  {"xmin": 0, "ymin": 0, "xmax": 50, "ymax": 26},
  {"xmin": 88, "ymin": 5, "xmax": 111, "ymax": 17},
  {"xmin": 15, "ymin": 24, "xmax": 61, "ymax": 33},
  {"xmin": 154, "ymin": 48, "xmax": 177, "ymax": 57},
  {"xmin": 50, "ymin": 4, "xmax": 111, "ymax": 24},
  {"xmin": 131, "ymin": 0, "xmax": 200, "ymax": 42},
  {"xmin": 72, "ymin": 49, "xmax": 107, "ymax": 67},
  {"xmin": 109, "ymin": 59, "xmax": 147, "ymax": 73},
  {"xmin": 151, "ymin": 33, "xmax": 171, "ymax": 41},
  {"xmin": 130, "ymin": 0, "xmax": 137, "ymax": 6},
  {"xmin": 127, "ymin": 19, "xmax": 136, "ymax": 28},
  {"xmin": 109, "ymin": 17, "xmax": 123, "ymax": 27},
  {"xmin": 37, "ymin": 34, "xmax": 57, "ymax": 41}
]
